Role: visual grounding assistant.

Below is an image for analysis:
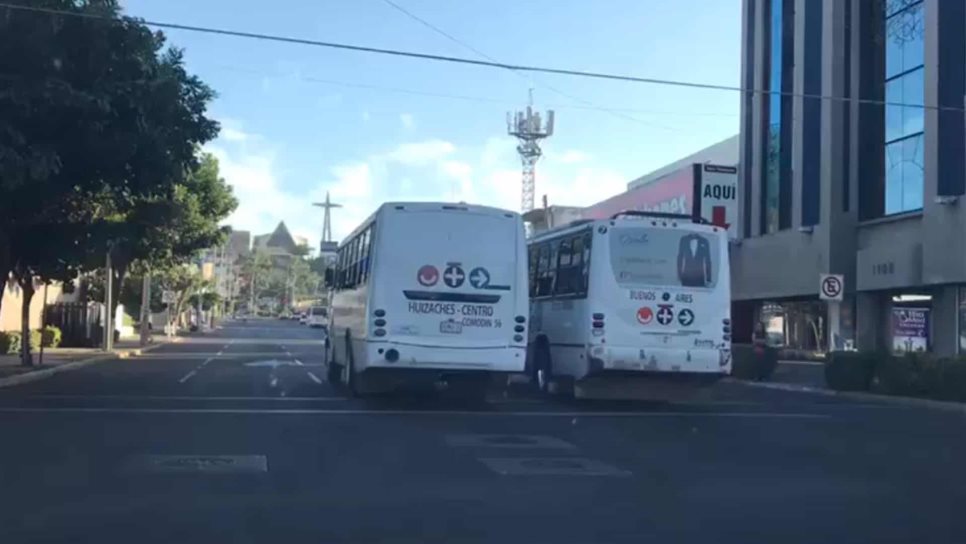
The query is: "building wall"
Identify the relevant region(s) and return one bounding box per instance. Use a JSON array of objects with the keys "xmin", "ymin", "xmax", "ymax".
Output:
[
  {"xmin": 0, "ymin": 278, "xmax": 79, "ymax": 332},
  {"xmin": 739, "ymin": 0, "xmax": 966, "ymax": 354}
]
